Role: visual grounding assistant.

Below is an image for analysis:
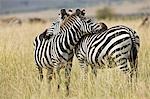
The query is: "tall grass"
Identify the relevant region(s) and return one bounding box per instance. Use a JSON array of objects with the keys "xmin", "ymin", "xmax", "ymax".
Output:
[{"xmin": 0, "ymin": 19, "xmax": 149, "ymax": 99}]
